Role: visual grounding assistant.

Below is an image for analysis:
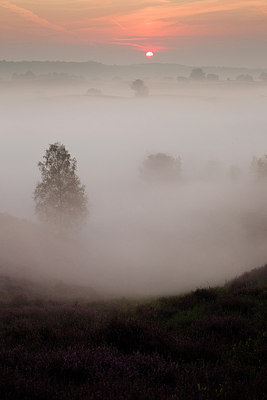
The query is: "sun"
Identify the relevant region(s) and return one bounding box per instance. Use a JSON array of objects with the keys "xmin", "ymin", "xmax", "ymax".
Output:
[{"xmin": 146, "ymin": 51, "xmax": 154, "ymax": 58}]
